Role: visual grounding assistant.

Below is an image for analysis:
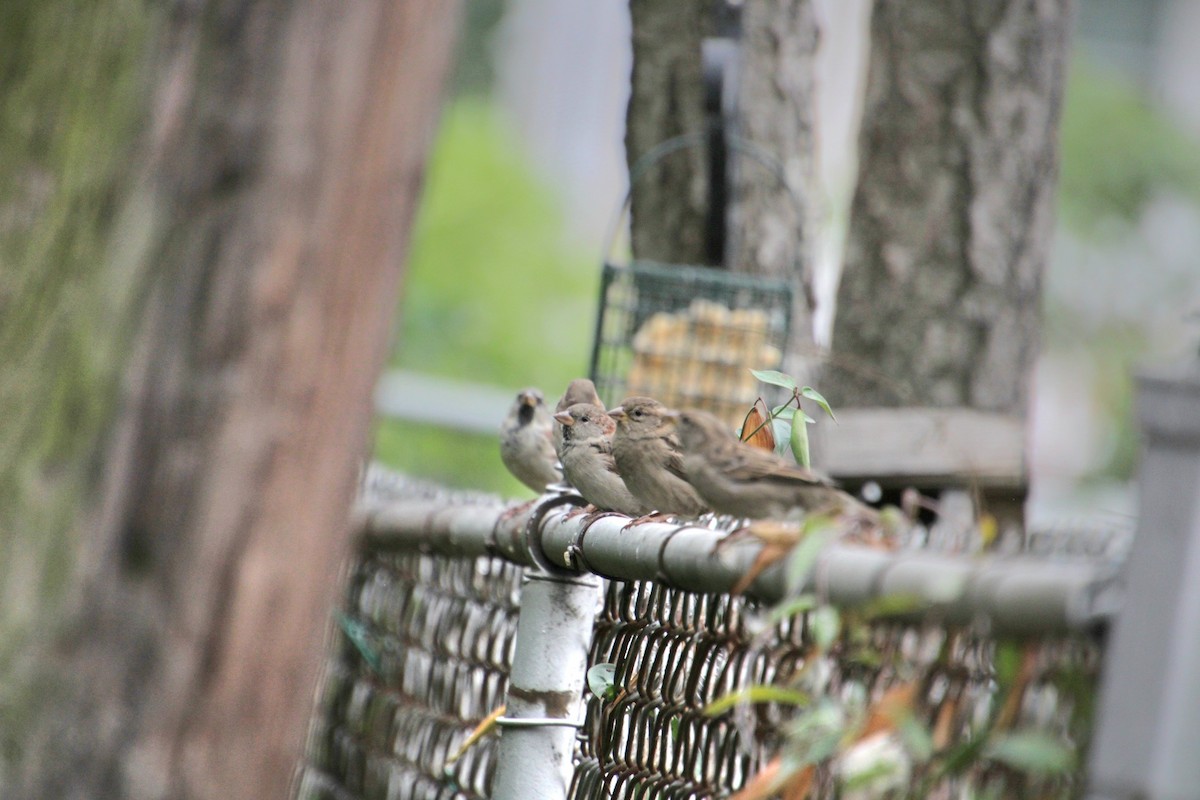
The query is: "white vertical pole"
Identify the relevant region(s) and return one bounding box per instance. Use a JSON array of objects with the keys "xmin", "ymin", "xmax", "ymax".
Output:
[
  {"xmin": 492, "ymin": 569, "xmax": 602, "ymax": 800},
  {"xmin": 1087, "ymin": 358, "xmax": 1200, "ymax": 799}
]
